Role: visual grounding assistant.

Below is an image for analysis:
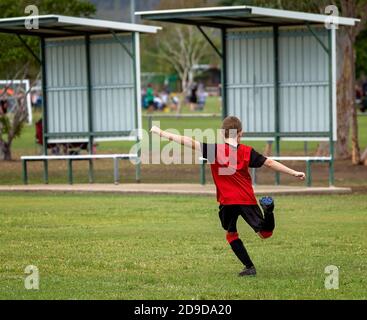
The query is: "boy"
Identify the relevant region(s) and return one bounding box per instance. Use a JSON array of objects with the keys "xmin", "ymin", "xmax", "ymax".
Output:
[{"xmin": 150, "ymin": 116, "xmax": 305, "ymax": 277}]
